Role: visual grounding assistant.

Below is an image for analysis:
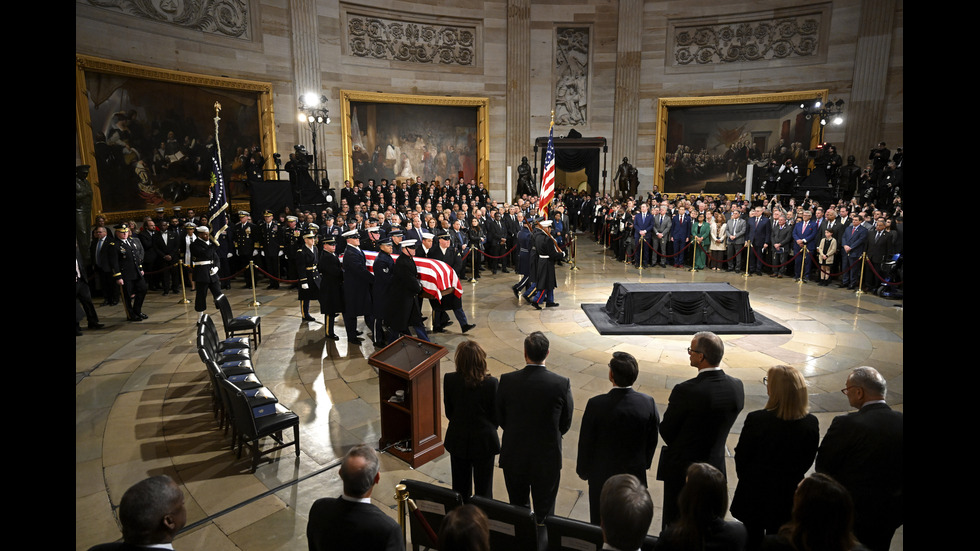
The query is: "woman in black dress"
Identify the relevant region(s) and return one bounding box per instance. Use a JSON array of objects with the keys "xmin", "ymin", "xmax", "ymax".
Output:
[
  {"xmin": 731, "ymin": 365, "xmax": 819, "ymax": 550},
  {"xmin": 443, "ymin": 340, "xmax": 499, "ymax": 498}
]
